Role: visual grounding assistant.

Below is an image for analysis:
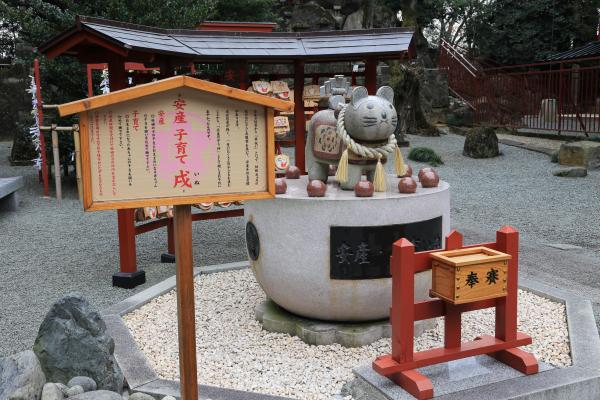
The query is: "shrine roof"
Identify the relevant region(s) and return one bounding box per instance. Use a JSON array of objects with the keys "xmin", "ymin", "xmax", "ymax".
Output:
[
  {"xmin": 40, "ymin": 16, "xmax": 414, "ymax": 62},
  {"xmin": 58, "ymin": 75, "xmax": 294, "ymax": 116}
]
